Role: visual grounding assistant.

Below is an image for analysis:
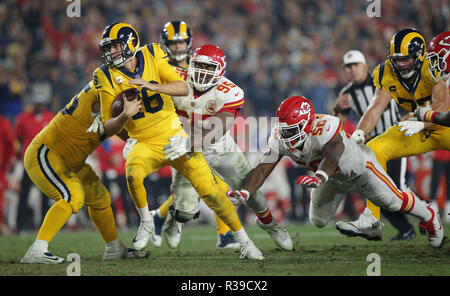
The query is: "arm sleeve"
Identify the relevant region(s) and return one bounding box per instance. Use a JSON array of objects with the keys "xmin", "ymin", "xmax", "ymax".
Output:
[{"xmin": 93, "ymin": 68, "xmax": 116, "ymax": 123}]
